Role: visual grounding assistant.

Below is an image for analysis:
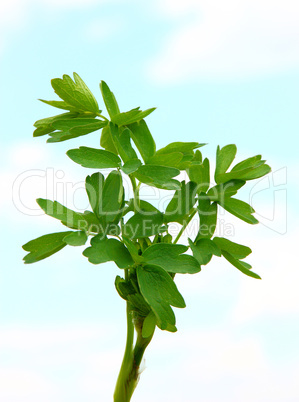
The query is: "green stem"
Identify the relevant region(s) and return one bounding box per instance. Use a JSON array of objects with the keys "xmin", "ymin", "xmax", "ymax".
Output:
[
  {"xmin": 97, "ymin": 113, "xmax": 109, "ymax": 121},
  {"xmin": 133, "ymin": 331, "xmax": 153, "ymax": 369},
  {"xmin": 114, "ymin": 172, "xmax": 152, "ymax": 401},
  {"xmin": 113, "ymin": 289, "xmax": 153, "ymax": 401},
  {"xmin": 115, "ymin": 333, "xmax": 153, "ymax": 402},
  {"xmin": 173, "ymin": 207, "xmax": 197, "ymax": 244},
  {"xmin": 113, "ymin": 270, "xmax": 135, "ymax": 402},
  {"xmin": 129, "ymin": 175, "xmax": 140, "ymax": 213}
]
